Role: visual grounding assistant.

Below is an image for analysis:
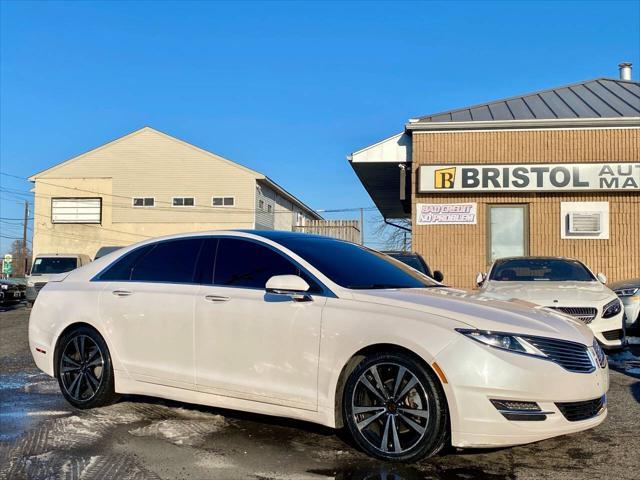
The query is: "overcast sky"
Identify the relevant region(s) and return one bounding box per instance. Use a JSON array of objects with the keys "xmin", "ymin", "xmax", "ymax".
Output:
[{"xmin": 1, "ymin": 0, "xmax": 639, "ymax": 253}]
